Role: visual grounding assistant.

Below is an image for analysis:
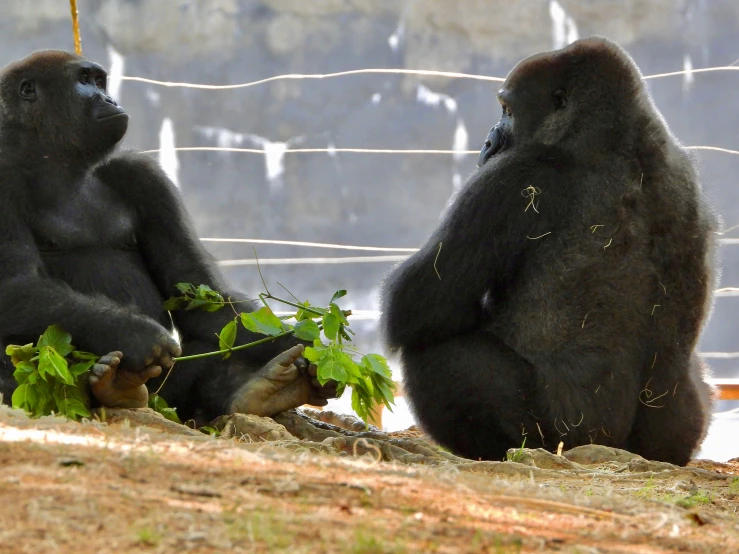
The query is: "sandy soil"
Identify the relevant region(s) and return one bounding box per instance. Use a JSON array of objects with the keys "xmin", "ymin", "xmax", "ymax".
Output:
[{"xmin": 0, "ymin": 405, "xmax": 737, "ymax": 554}]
